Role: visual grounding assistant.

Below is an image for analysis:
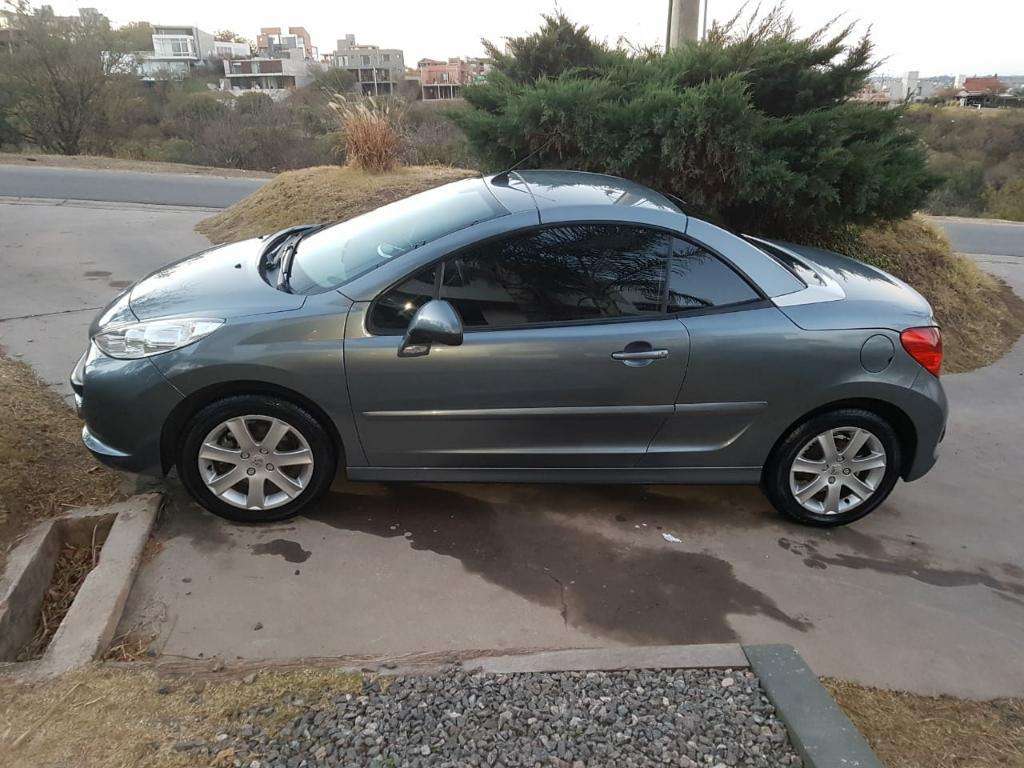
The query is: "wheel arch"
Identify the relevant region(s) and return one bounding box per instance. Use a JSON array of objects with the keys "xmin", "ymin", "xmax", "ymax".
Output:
[
  {"xmin": 764, "ymin": 397, "xmax": 917, "ymax": 481},
  {"xmin": 160, "ymin": 380, "xmax": 346, "ymax": 474}
]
